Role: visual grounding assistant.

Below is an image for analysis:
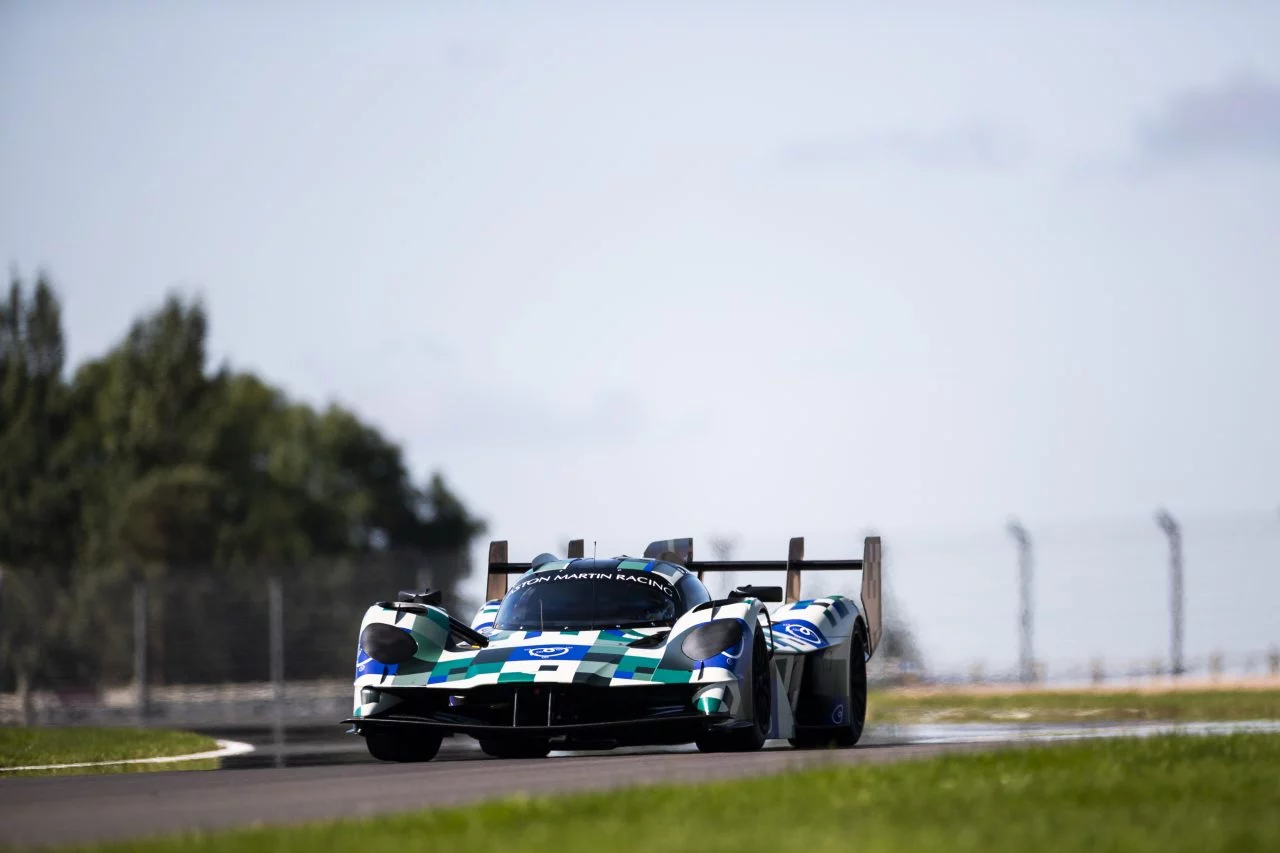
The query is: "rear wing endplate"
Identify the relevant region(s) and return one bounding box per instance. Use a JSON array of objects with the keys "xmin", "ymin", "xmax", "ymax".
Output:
[
  {"xmin": 485, "ymin": 534, "xmax": 883, "ymax": 657},
  {"xmin": 675, "ymin": 535, "xmax": 882, "ymax": 657}
]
